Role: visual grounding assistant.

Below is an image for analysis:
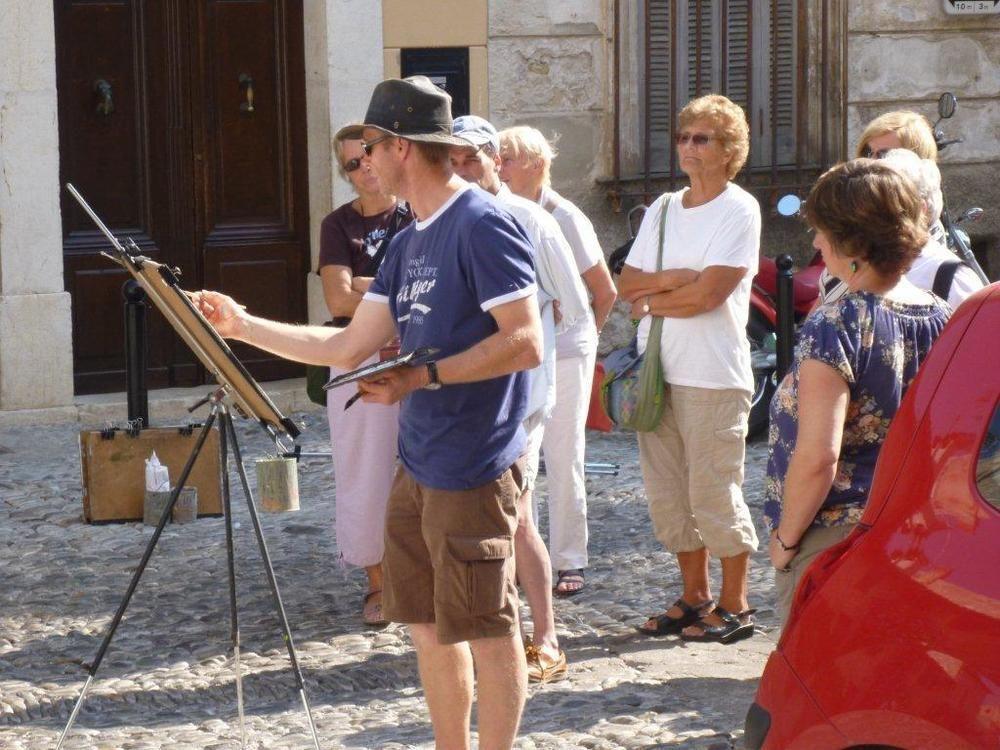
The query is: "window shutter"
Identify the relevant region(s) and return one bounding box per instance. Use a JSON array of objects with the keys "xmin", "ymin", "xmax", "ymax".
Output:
[{"xmin": 647, "ymin": 0, "xmax": 672, "ymax": 173}]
